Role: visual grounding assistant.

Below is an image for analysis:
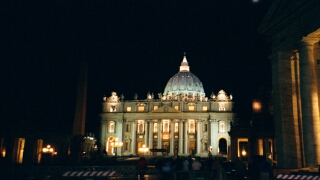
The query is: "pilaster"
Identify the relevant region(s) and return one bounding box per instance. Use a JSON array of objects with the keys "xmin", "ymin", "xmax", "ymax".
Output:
[
  {"xmin": 178, "ymin": 120, "xmax": 183, "ymax": 155},
  {"xmin": 169, "ymin": 119, "xmax": 174, "ymax": 155},
  {"xmin": 184, "ymin": 120, "xmax": 189, "ymax": 155},
  {"xmin": 299, "ymin": 37, "xmax": 320, "ymax": 167},
  {"xmin": 131, "ymin": 120, "xmax": 137, "ymax": 155}
]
